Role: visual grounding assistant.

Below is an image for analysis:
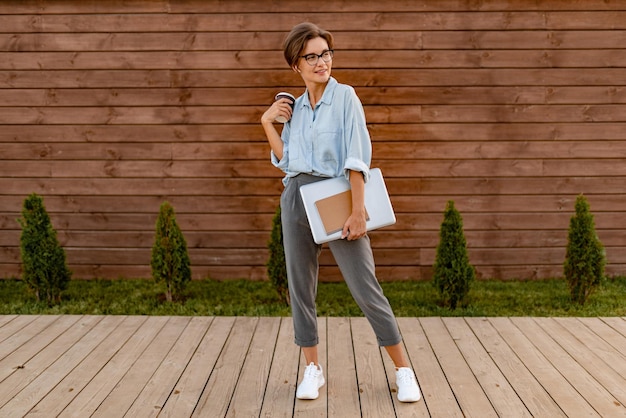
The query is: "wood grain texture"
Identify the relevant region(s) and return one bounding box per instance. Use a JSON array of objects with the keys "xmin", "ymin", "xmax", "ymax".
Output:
[
  {"xmin": 3, "ymin": 315, "xmax": 626, "ymax": 417},
  {"xmin": 1, "ymin": 1, "xmax": 625, "ymax": 281}
]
